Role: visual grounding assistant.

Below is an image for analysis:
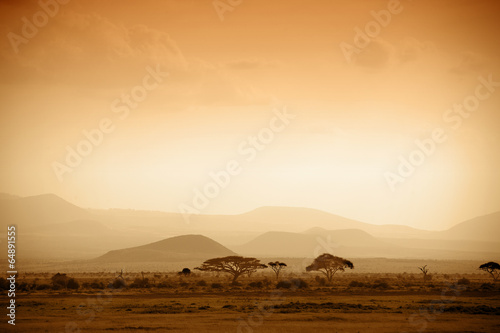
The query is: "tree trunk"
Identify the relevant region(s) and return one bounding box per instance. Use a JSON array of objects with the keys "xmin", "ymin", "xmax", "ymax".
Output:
[{"xmin": 231, "ymin": 273, "xmax": 240, "ymax": 285}]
